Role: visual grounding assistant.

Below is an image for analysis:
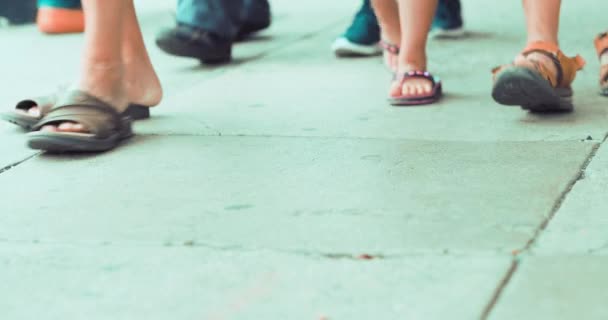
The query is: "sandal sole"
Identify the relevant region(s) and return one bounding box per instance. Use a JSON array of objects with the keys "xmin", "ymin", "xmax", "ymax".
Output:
[
  {"xmin": 389, "ymin": 95, "xmax": 442, "ymax": 106},
  {"xmin": 389, "ymin": 84, "xmax": 443, "ymax": 106},
  {"xmin": 492, "ymin": 67, "xmax": 573, "ymax": 113},
  {"xmin": 27, "ymin": 124, "xmax": 133, "ymax": 153}
]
